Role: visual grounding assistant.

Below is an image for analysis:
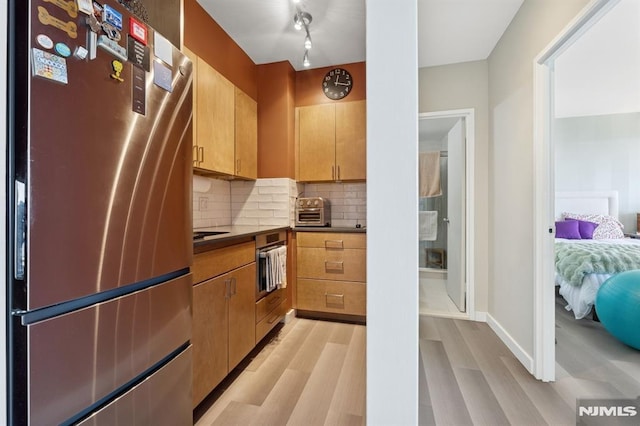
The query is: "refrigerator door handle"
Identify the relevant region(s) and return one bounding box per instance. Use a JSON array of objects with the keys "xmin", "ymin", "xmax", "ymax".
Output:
[{"xmin": 14, "ymin": 180, "xmax": 26, "ymax": 280}]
